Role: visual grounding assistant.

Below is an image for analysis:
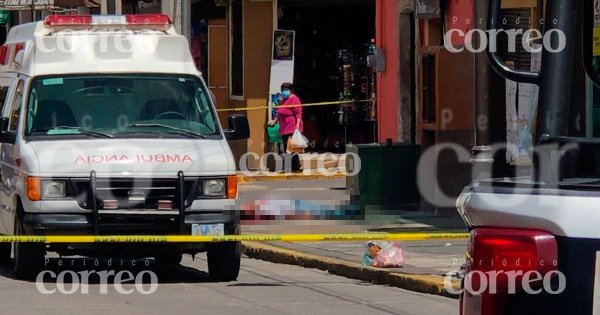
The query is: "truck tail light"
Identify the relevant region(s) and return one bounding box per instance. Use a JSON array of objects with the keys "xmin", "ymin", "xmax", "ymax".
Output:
[
  {"xmin": 44, "ymin": 14, "xmax": 172, "ymax": 31},
  {"xmin": 461, "ymin": 228, "xmax": 558, "ymax": 315}
]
